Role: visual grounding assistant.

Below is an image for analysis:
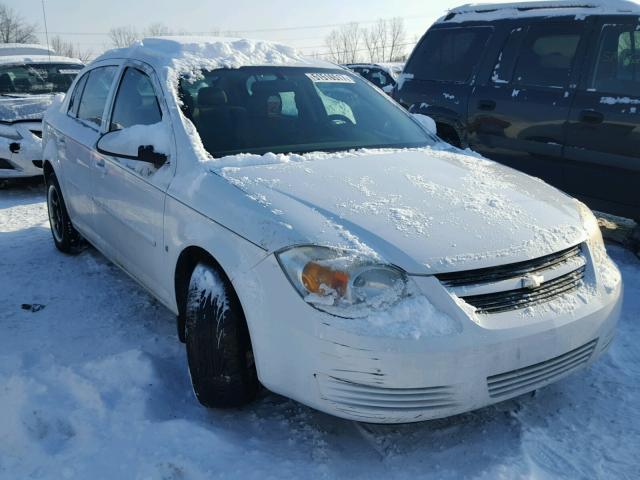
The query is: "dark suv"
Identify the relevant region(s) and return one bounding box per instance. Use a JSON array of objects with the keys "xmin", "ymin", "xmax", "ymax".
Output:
[{"xmin": 394, "ymin": 1, "xmax": 640, "ymax": 221}]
